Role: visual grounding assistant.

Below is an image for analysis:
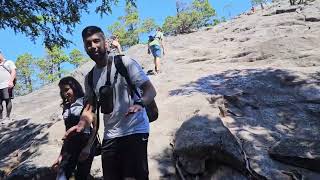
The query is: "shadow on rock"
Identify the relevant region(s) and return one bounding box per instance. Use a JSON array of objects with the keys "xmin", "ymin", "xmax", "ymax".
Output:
[
  {"xmin": 269, "ymin": 138, "xmax": 320, "ymax": 173},
  {"xmin": 169, "ymin": 68, "xmax": 320, "ymax": 179},
  {"xmin": 0, "ymin": 118, "xmax": 56, "ymax": 179},
  {"xmin": 5, "ymin": 166, "xmax": 55, "ymax": 180},
  {"xmin": 172, "ymin": 115, "xmax": 263, "ymax": 180},
  {"xmin": 152, "ymin": 147, "xmax": 176, "ymax": 179}
]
